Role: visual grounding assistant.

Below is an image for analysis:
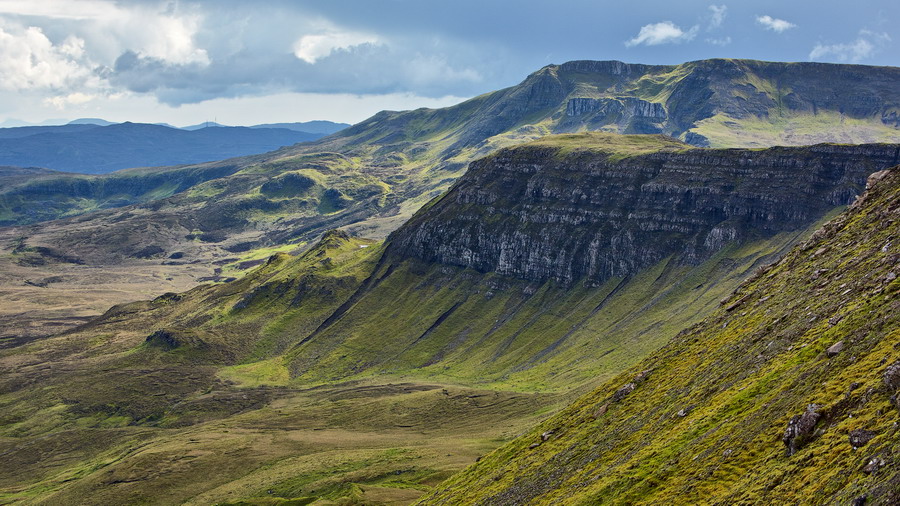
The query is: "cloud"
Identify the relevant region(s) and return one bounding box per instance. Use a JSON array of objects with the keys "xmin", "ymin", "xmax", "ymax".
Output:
[
  {"xmin": 0, "ymin": 0, "xmax": 113, "ymax": 20},
  {"xmin": 706, "ymin": 36, "xmax": 732, "ymax": 46},
  {"xmin": 708, "ymin": 5, "xmax": 727, "ymax": 30},
  {"xmin": 293, "ymin": 31, "xmax": 380, "ymax": 64},
  {"xmin": 0, "ymin": 2, "xmax": 497, "ymax": 109},
  {"xmin": 809, "ymin": 30, "xmax": 891, "ymax": 63},
  {"xmin": 0, "ymin": 23, "xmax": 95, "ymax": 91},
  {"xmin": 43, "ymin": 91, "xmax": 96, "ymax": 109},
  {"xmin": 756, "ymin": 15, "xmax": 796, "ymax": 33},
  {"xmin": 625, "ymin": 21, "xmax": 698, "ymax": 47}
]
